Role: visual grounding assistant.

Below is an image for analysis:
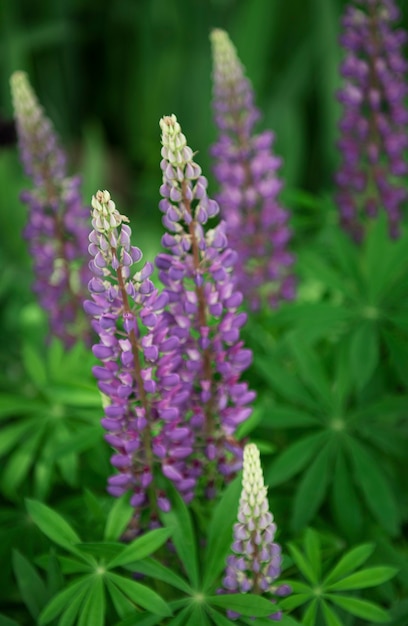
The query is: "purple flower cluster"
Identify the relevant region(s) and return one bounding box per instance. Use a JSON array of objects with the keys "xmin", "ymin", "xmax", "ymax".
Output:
[
  {"xmin": 10, "ymin": 71, "xmax": 91, "ymax": 346},
  {"xmin": 210, "ymin": 29, "xmax": 295, "ymax": 310},
  {"xmin": 222, "ymin": 443, "xmax": 290, "ymax": 621},
  {"xmin": 336, "ymin": 0, "xmax": 408, "ymax": 241},
  {"xmin": 157, "ymin": 114, "xmax": 255, "ymax": 496},
  {"xmin": 84, "ymin": 190, "xmax": 194, "ymax": 522}
]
